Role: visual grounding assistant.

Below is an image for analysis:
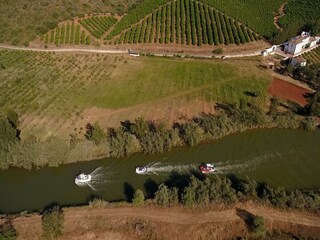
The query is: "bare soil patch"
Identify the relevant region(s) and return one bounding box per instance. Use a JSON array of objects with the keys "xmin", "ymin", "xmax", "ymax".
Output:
[
  {"xmin": 4, "ymin": 203, "xmax": 320, "ymax": 240},
  {"xmin": 268, "ymin": 77, "xmax": 313, "ymax": 106}
]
